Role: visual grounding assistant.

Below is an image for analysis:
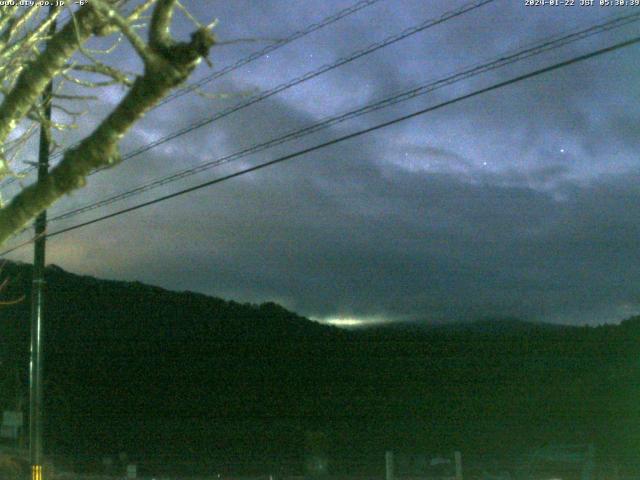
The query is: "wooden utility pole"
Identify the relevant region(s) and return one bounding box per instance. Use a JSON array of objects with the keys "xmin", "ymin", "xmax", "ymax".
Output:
[{"xmin": 29, "ymin": 8, "xmax": 56, "ymax": 480}]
